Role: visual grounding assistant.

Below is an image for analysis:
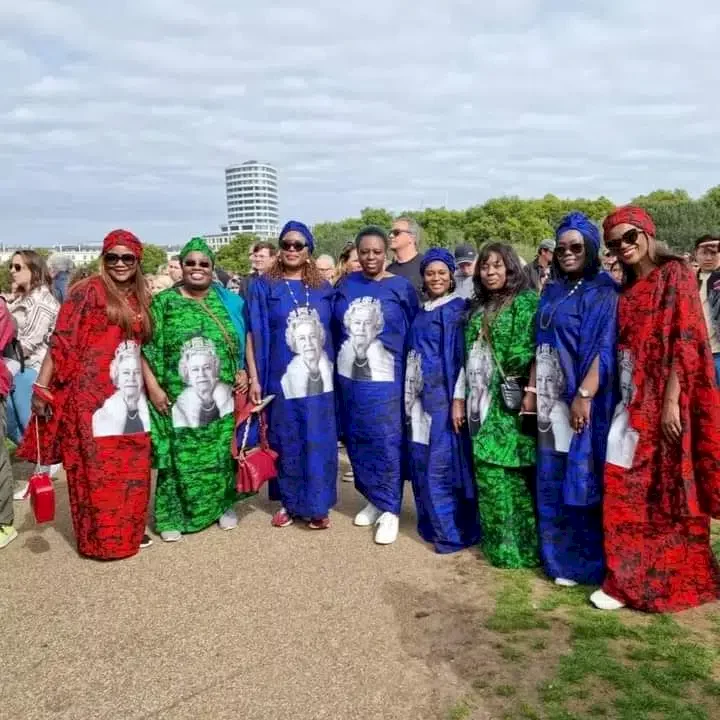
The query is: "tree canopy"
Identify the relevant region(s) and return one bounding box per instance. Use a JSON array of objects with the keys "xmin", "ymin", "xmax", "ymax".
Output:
[{"xmin": 216, "ymin": 233, "xmax": 258, "ymax": 274}]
